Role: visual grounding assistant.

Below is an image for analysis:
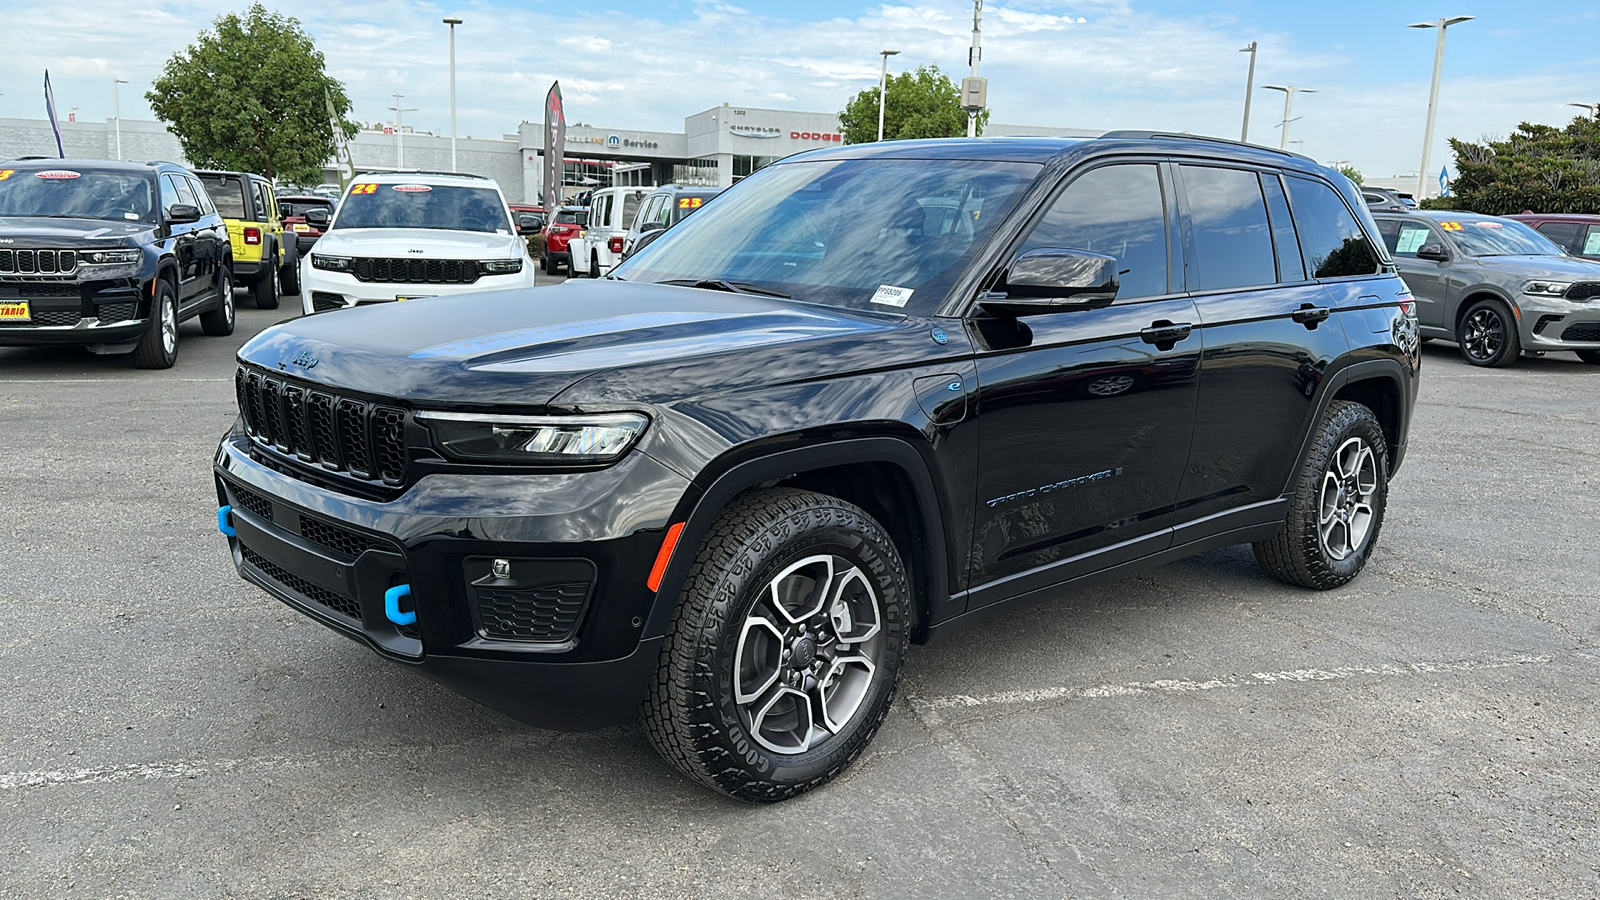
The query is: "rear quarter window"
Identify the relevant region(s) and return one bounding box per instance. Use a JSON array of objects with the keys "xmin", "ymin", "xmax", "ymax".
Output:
[{"xmin": 1284, "ymin": 176, "xmax": 1382, "ymax": 279}]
